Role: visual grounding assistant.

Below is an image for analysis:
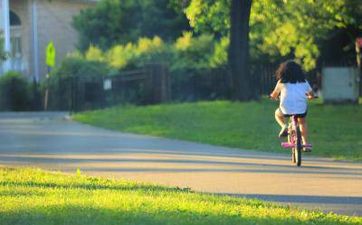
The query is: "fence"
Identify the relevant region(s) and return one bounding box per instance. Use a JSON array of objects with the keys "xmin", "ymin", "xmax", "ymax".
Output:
[
  {"xmin": 47, "ymin": 63, "xmax": 283, "ymax": 112},
  {"xmin": 47, "ymin": 62, "xmax": 326, "ymax": 112},
  {"xmin": 47, "ymin": 63, "xmax": 171, "ymax": 112},
  {"xmin": 251, "ymin": 64, "xmax": 278, "ymax": 95},
  {"xmin": 171, "ymin": 67, "xmax": 232, "ymax": 101}
]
